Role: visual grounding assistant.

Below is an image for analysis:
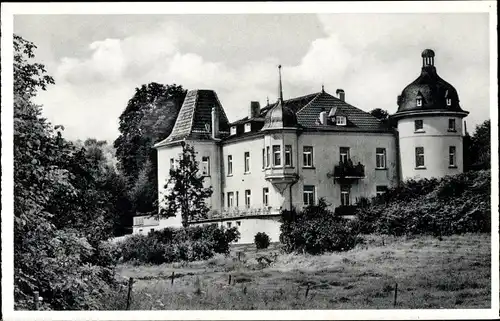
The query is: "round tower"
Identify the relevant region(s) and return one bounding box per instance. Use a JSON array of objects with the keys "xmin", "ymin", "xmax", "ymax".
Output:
[{"xmin": 392, "ymin": 49, "xmax": 469, "ymax": 181}]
